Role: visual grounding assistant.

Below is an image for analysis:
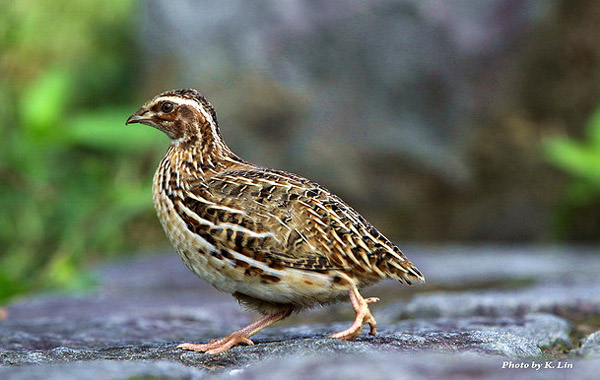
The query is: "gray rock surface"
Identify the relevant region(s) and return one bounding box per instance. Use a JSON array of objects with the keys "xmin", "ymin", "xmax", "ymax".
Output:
[
  {"xmin": 0, "ymin": 314, "xmax": 567, "ymax": 366},
  {"xmin": 0, "ymin": 360, "xmax": 206, "ymax": 380},
  {"xmin": 208, "ymin": 352, "xmax": 596, "ymax": 380},
  {"xmin": 377, "ymin": 283, "xmax": 600, "ymax": 320},
  {"xmin": 2, "ymin": 246, "xmax": 600, "ymax": 379},
  {"xmin": 3, "ymin": 353, "xmax": 593, "ymax": 380},
  {"xmin": 574, "ymin": 331, "xmax": 600, "ymax": 358}
]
